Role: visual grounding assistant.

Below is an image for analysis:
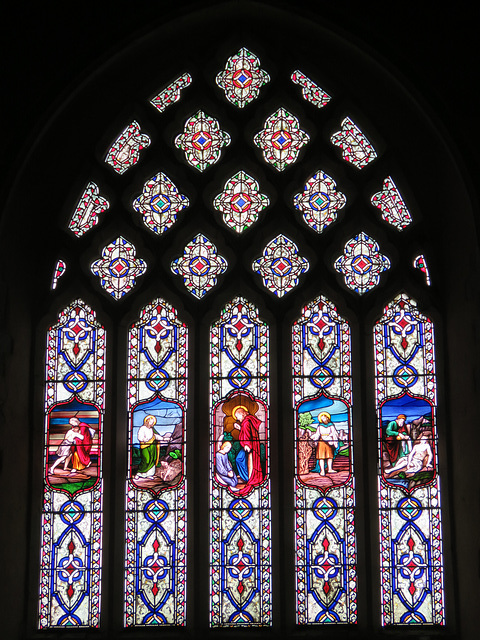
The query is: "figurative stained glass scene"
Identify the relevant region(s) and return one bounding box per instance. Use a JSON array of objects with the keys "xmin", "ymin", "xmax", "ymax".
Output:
[
  {"xmin": 39, "ymin": 300, "xmax": 105, "ymax": 629},
  {"xmin": 175, "ymin": 110, "xmax": 231, "ymax": 171},
  {"xmin": 51, "ymin": 259, "xmax": 66, "ymax": 290},
  {"xmin": 105, "ymin": 121, "xmax": 151, "ymax": 174},
  {"xmin": 150, "ymin": 73, "xmax": 192, "ymax": 113},
  {"xmin": 252, "ymin": 234, "xmax": 309, "ymax": 296},
  {"xmin": 371, "ymin": 177, "xmax": 413, "ymax": 230},
  {"xmin": 293, "ymin": 170, "xmax": 346, "ymax": 233},
  {"xmin": 254, "ymin": 107, "xmax": 309, "ymax": 171},
  {"xmin": 132, "ymin": 172, "xmax": 189, "ymax": 235},
  {"xmin": 68, "ymin": 182, "xmax": 109, "ymax": 237},
  {"xmin": 213, "ymin": 171, "xmax": 269, "ymax": 233},
  {"xmin": 171, "ymin": 234, "xmax": 227, "ymax": 298},
  {"xmin": 210, "ymin": 298, "xmax": 272, "ymax": 626},
  {"xmin": 334, "ymin": 231, "xmax": 390, "ymax": 294},
  {"xmin": 91, "ymin": 236, "xmax": 147, "ymax": 299},
  {"xmin": 374, "ymin": 294, "xmax": 444, "ymax": 625},
  {"xmin": 216, "ymin": 47, "xmax": 270, "ymax": 108},
  {"xmin": 413, "ymin": 255, "xmax": 431, "ymax": 286},
  {"xmin": 330, "ymin": 117, "xmax": 377, "ymax": 169},
  {"xmin": 293, "ymin": 296, "xmax": 357, "ymax": 623},
  {"xmin": 125, "ymin": 299, "xmax": 188, "ymax": 626},
  {"xmin": 291, "ymin": 70, "xmax": 331, "ymax": 108}
]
